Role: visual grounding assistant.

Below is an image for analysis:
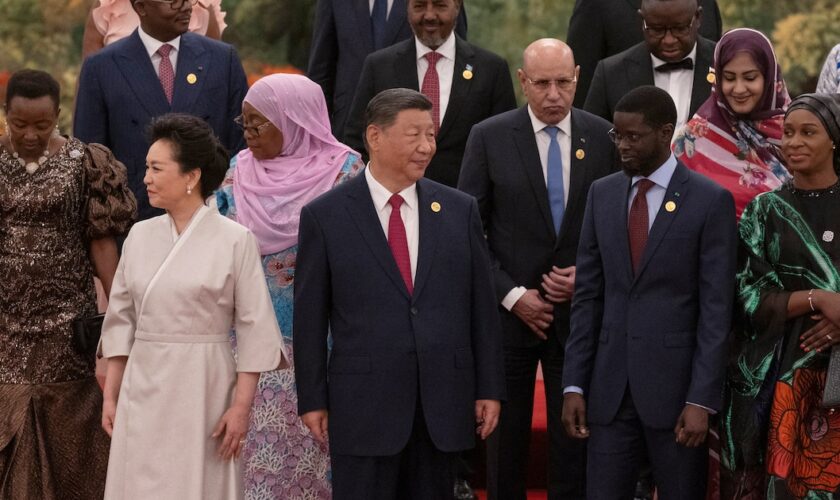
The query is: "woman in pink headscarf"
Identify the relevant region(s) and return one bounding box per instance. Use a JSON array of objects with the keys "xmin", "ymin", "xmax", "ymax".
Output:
[{"xmin": 216, "ymin": 73, "xmax": 363, "ymax": 499}]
